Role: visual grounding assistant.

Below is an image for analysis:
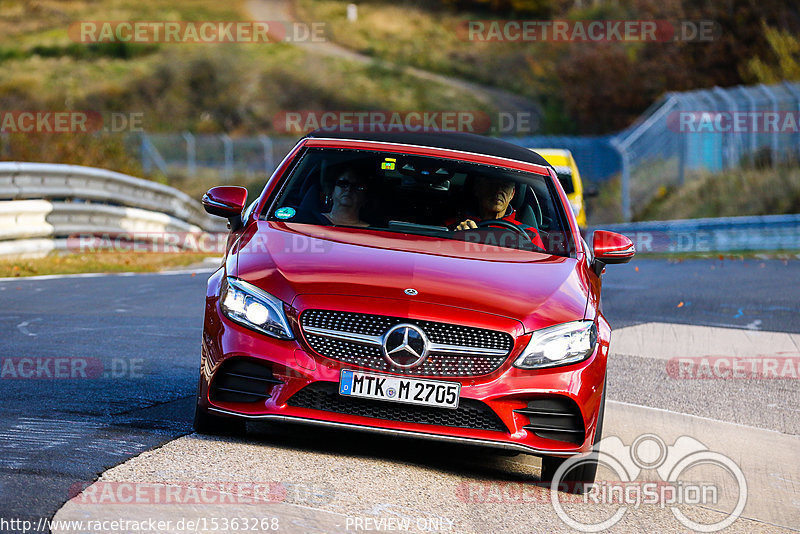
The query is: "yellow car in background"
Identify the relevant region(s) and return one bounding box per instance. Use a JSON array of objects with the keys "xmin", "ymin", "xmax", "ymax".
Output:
[{"xmin": 532, "ymin": 148, "xmax": 587, "ymax": 228}]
